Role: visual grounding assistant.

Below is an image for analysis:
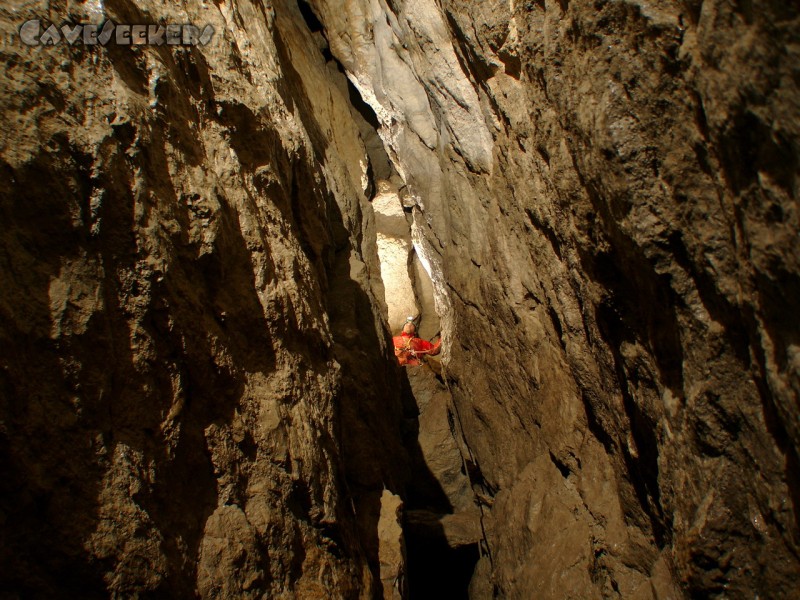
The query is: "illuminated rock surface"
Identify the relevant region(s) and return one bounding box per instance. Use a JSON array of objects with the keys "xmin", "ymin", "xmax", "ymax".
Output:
[{"xmin": 0, "ymin": 0, "xmax": 798, "ymax": 598}]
